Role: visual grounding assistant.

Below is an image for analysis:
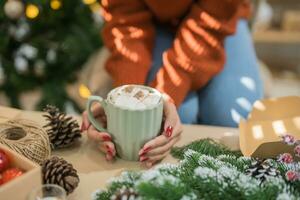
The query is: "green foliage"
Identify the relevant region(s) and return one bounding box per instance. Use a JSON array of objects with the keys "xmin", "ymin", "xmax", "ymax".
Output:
[
  {"xmin": 171, "ymin": 138, "xmax": 242, "ymax": 159},
  {"xmin": 92, "ymin": 190, "xmax": 111, "ymax": 200},
  {"xmin": 137, "ymin": 178, "xmax": 194, "ymax": 200},
  {"xmin": 92, "ymin": 139, "xmax": 300, "ymax": 200},
  {"xmin": 0, "ymin": 0, "xmax": 101, "ymax": 111}
]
